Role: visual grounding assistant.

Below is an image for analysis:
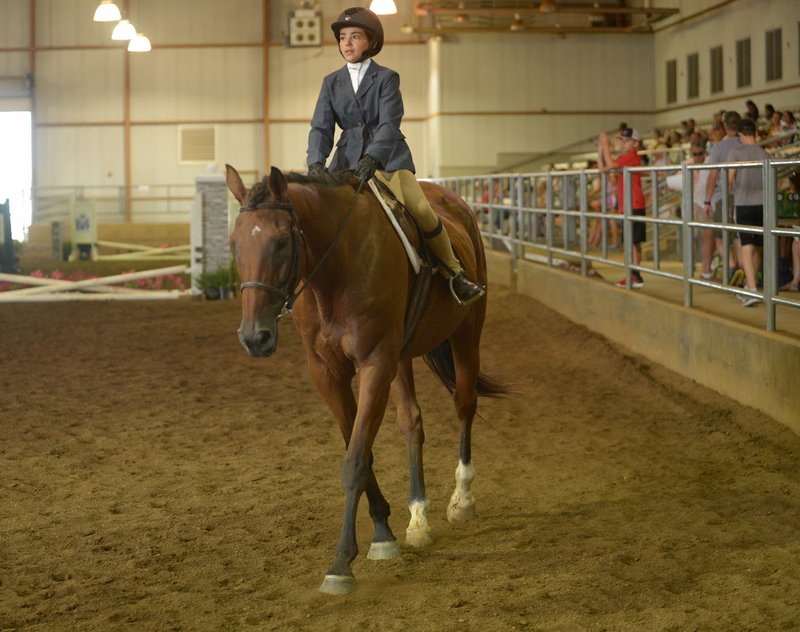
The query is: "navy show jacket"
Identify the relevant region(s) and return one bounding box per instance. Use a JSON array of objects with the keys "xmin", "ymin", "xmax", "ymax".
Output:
[{"xmin": 307, "ymin": 61, "xmax": 416, "ymax": 174}]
